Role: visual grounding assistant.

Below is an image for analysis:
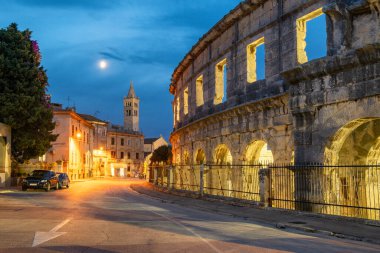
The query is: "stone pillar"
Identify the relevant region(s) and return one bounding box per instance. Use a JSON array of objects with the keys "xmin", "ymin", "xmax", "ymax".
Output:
[{"xmin": 259, "ymin": 168, "xmax": 271, "ymax": 207}]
